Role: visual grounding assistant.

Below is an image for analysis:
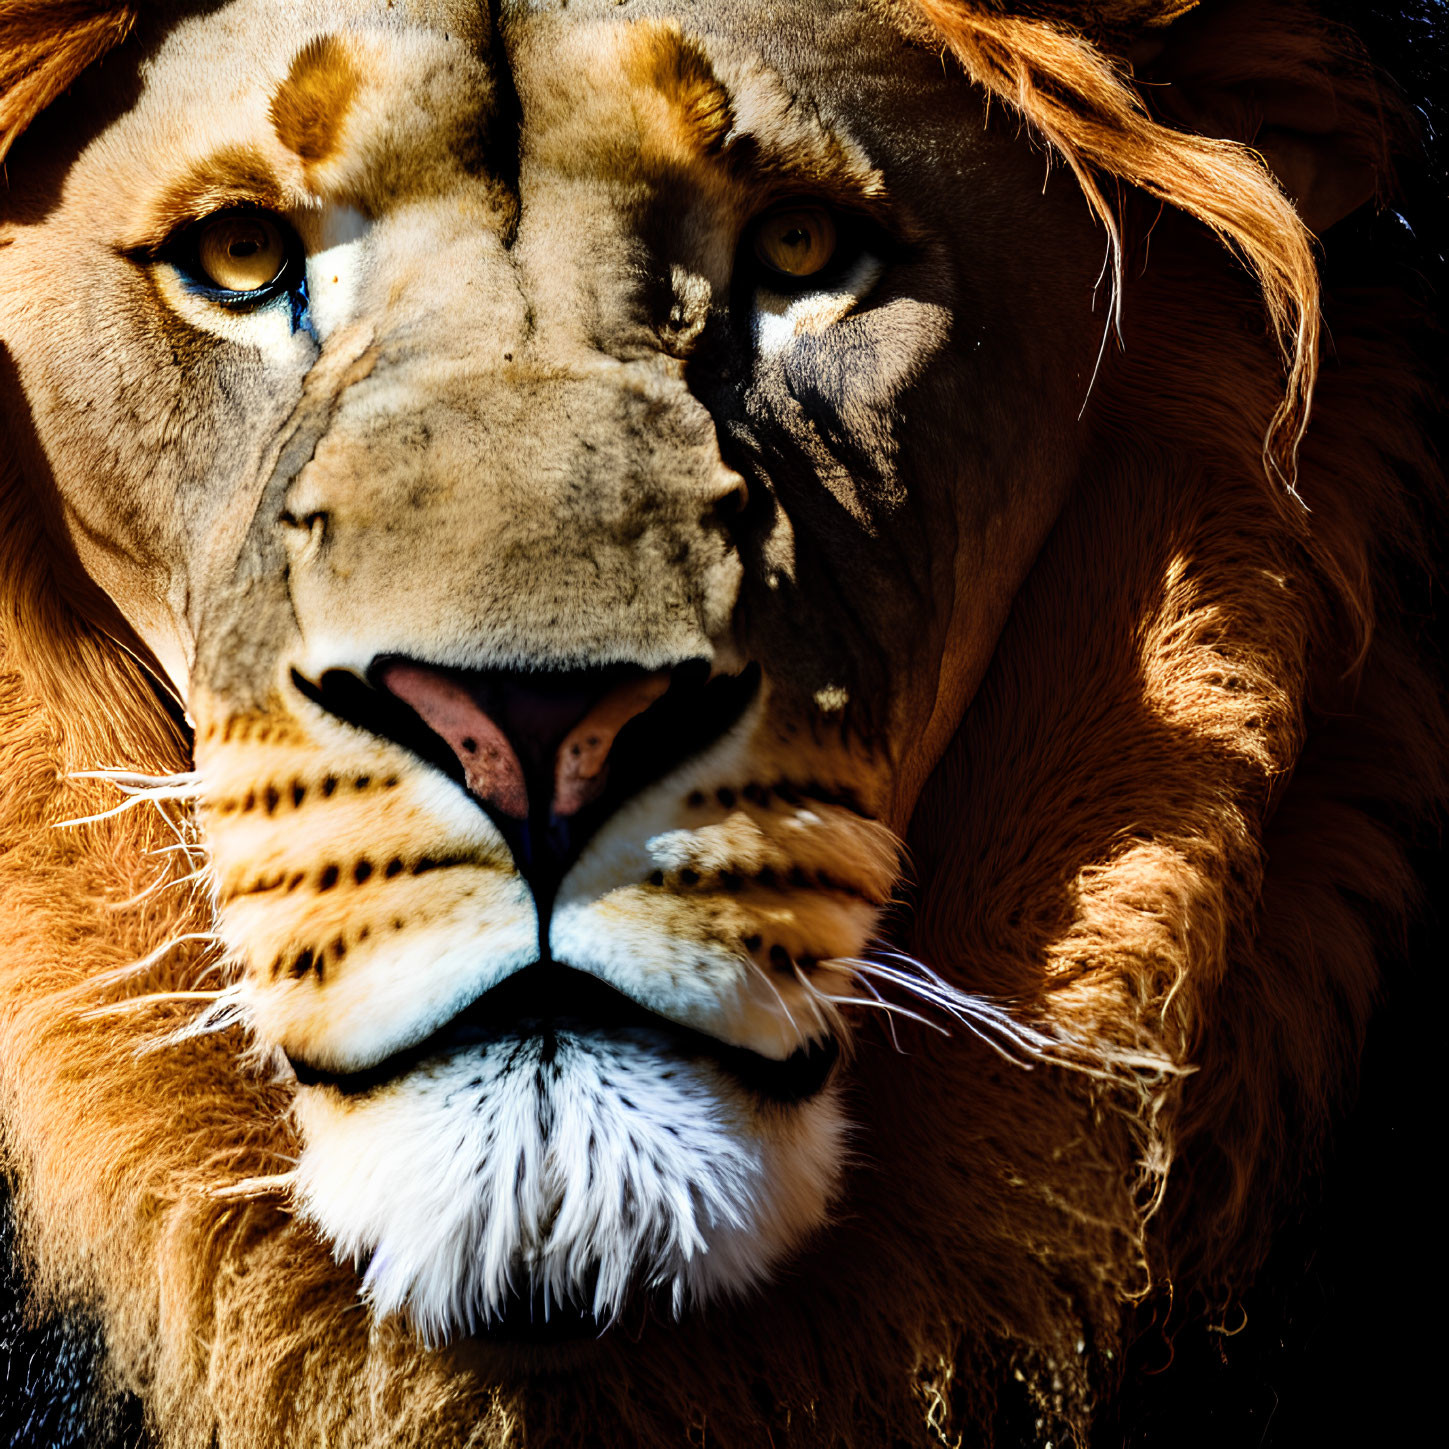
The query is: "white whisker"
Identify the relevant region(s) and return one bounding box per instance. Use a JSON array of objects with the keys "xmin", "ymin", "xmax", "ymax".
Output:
[
  {"xmin": 81, "ymin": 988, "xmax": 226, "ymax": 1020},
  {"xmin": 56, "ymin": 771, "xmax": 204, "ymax": 845},
  {"xmin": 858, "ymin": 976, "xmax": 904, "ymax": 1052},
  {"xmin": 109, "ymin": 864, "xmax": 213, "ymax": 911},
  {"xmin": 208, "ymin": 1172, "xmax": 297, "ymax": 1202},
  {"xmin": 135, "ymin": 989, "xmax": 249, "ymax": 1053},
  {"xmin": 810, "ymin": 989, "xmax": 949, "ymax": 1037},
  {"xmin": 68, "ymin": 768, "xmax": 203, "ymax": 794},
  {"xmin": 825, "ymin": 946, "xmax": 1183, "ymax": 1082},
  {"xmin": 744, "ymin": 955, "xmax": 809, "ymax": 1047},
  {"xmin": 788, "ymin": 968, "xmax": 848, "ymax": 1042},
  {"xmin": 55, "ymin": 933, "xmax": 229, "ymax": 1007},
  {"xmin": 147, "ymin": 840, "xmax": 211, "ymax": 859},
  {"xmin": 53, "ymin": 794, "xmax": 155, "ymax": 827}
]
